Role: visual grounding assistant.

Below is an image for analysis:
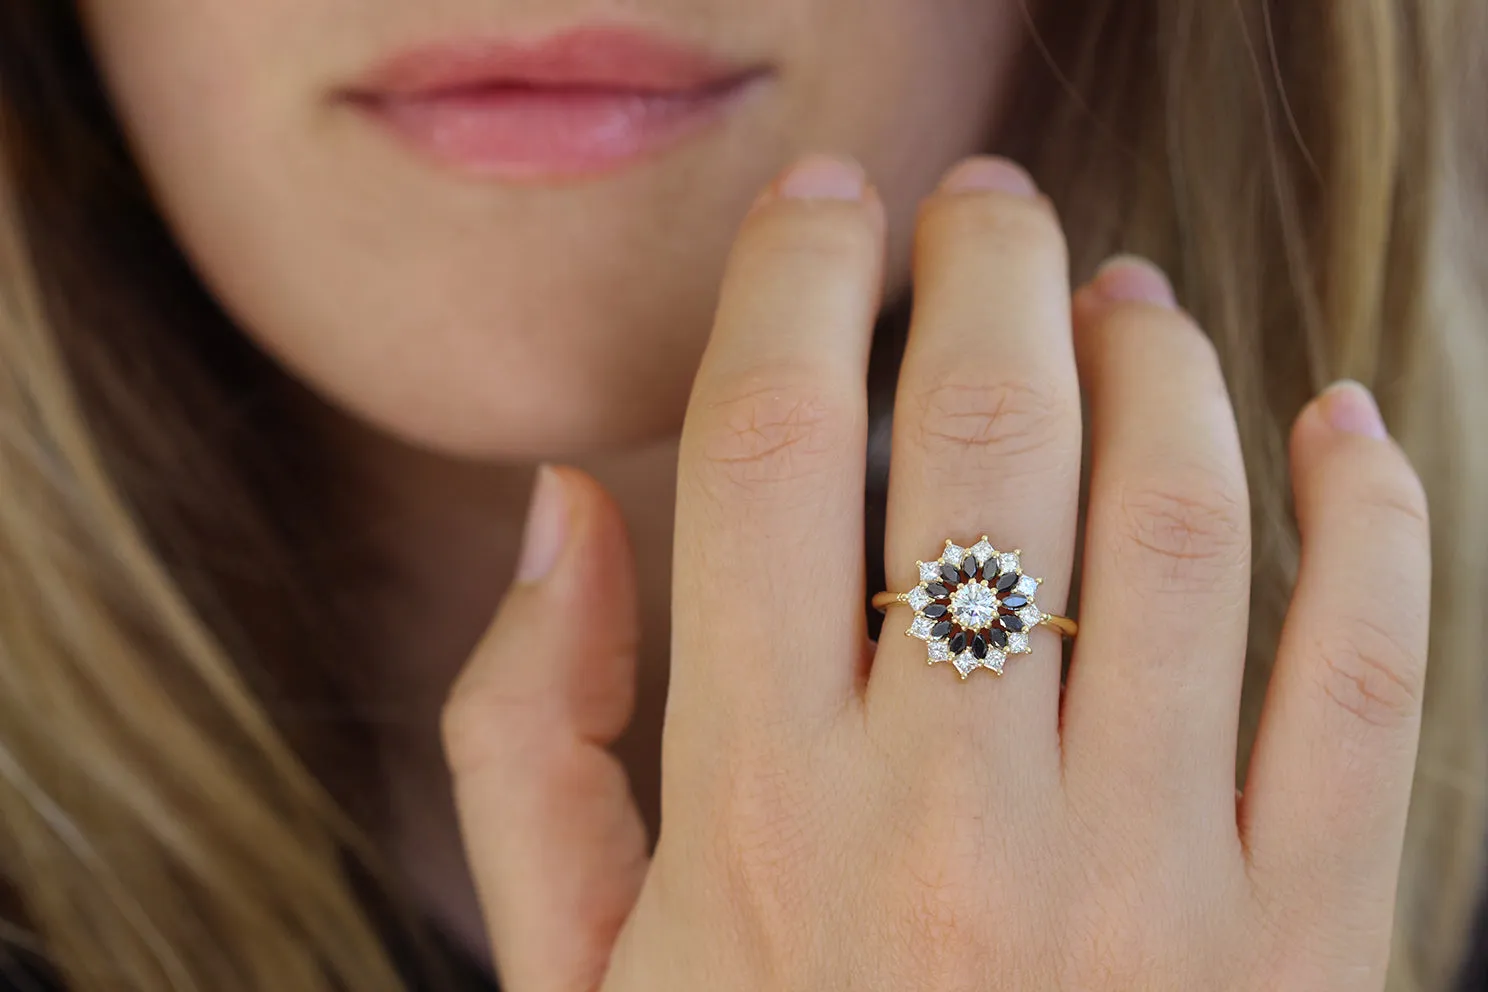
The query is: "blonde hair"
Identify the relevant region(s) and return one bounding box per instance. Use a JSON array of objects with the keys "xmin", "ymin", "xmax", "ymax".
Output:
[{"xmin": 2, "ymin": 1, "xmax": 1486, "ymax": 990}]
